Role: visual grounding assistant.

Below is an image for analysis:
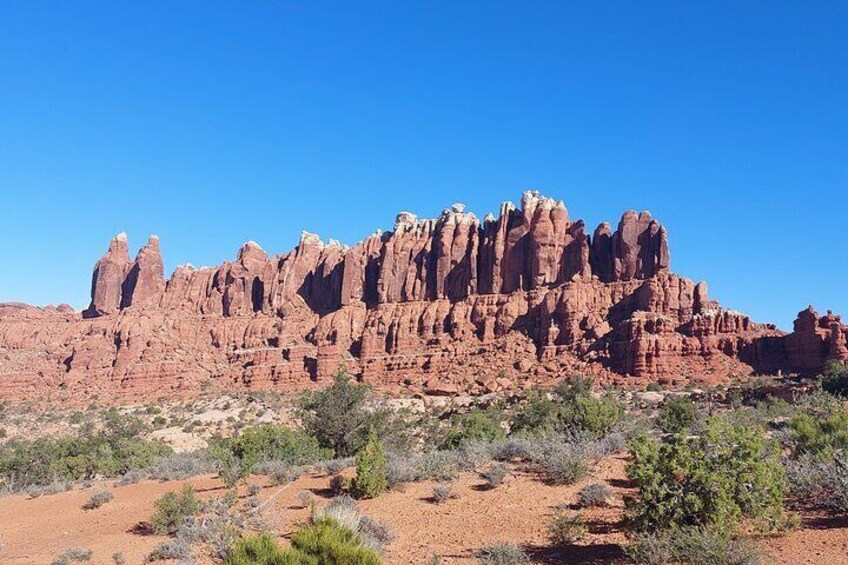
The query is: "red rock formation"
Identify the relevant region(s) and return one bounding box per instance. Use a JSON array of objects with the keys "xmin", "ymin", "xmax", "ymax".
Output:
[
  {"xmin": 122, "ymin": 235, "xmax": 165, "ymax": 309},
  {"xmin": 783, "ymin": 307, "xmax": 848, "ymax": 371},
  {"xmin": 0, "ymin": 192, "xmax": 837, "ymax": 400},
  {"xmin": 85, "ymin": 233, "xmax": 132, "ymax": 317}
]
